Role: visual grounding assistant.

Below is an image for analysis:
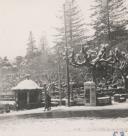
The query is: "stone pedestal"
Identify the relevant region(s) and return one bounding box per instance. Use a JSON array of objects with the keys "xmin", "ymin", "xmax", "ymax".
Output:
[{"xmin": 84, "ymin": 81, "xmax": 96, "ymax": 106}]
